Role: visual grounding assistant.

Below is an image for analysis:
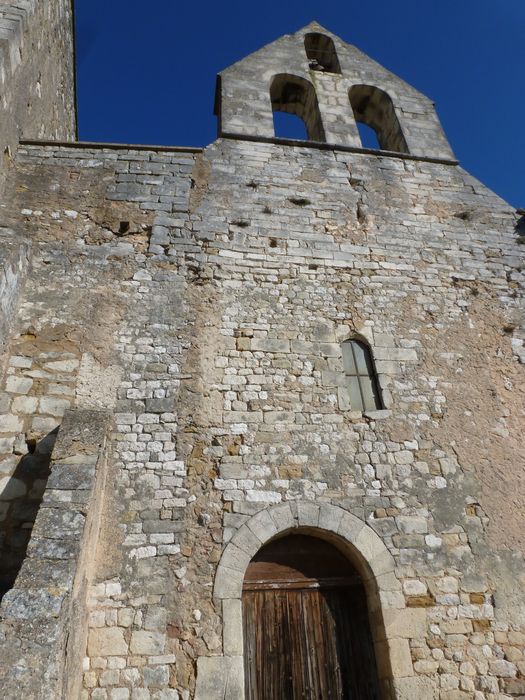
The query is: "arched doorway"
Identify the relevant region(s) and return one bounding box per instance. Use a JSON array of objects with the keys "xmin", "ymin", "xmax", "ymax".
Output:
[{"xmin": 242, "ymin": 534, "xmax": 381, "ymax": 699}]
